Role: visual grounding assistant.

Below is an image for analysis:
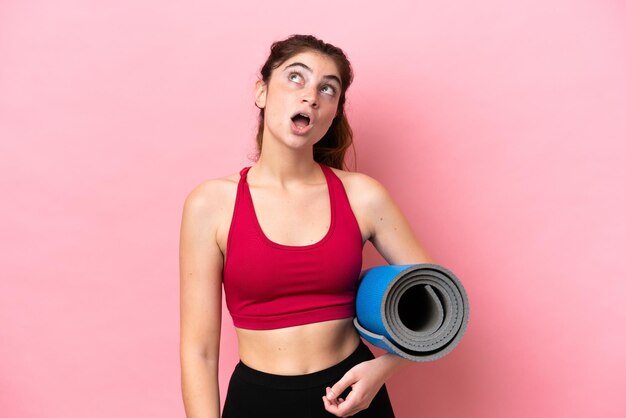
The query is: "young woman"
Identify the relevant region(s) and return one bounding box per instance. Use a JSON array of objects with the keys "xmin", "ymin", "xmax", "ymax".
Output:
[{"xmin": 179, "ymin": 35, "xmax": 432, "ymax": 417}]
